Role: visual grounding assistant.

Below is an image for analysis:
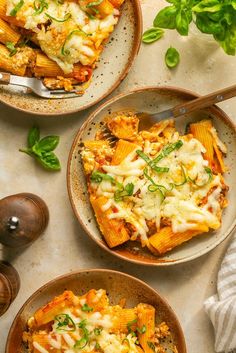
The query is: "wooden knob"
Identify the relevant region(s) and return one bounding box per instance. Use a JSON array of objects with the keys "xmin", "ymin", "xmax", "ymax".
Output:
[
  {"xmin": 0, "ymin": 193, "xmax": 49, "ymax": 247},
  {"xmin": 0, "ymin": 262, "xmax": 20, "ymax": 316}
]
